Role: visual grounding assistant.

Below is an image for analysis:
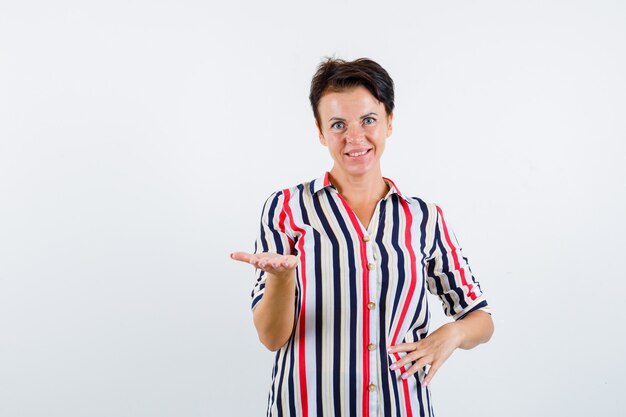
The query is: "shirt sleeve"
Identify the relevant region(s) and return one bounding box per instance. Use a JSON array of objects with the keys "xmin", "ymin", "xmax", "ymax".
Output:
[
  {"xmin": 250, "ymin": 191, "xmax": 295, "ymax": 311},
  {"xmin": 425, "ymin": 205, "xmax": 490, "ymax": 320}
]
